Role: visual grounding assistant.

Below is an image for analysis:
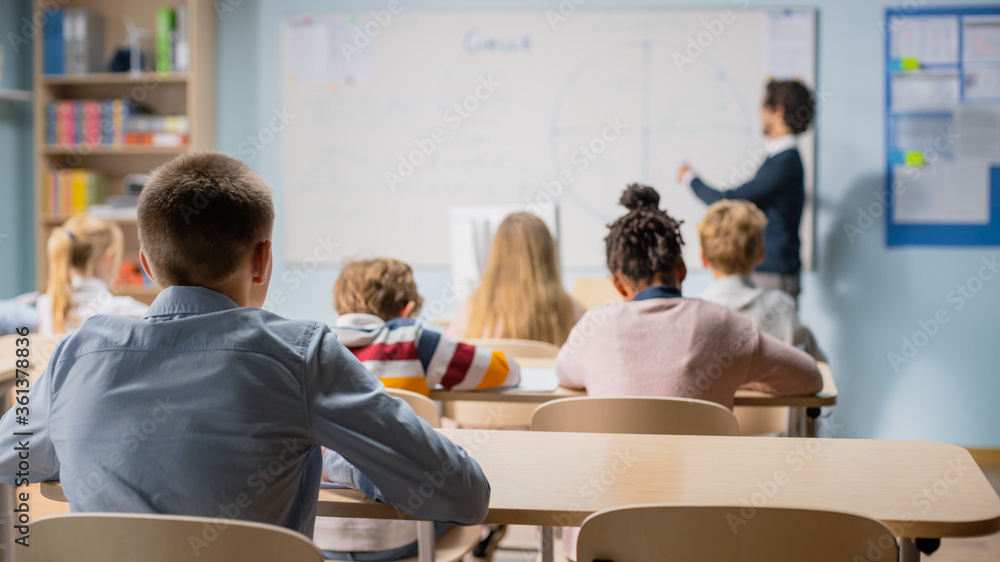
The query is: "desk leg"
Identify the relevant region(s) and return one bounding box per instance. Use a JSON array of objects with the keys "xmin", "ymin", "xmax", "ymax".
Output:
[
  {"xmin": 899, "ymin": 538, "xmax": 919, "ymax": 562},
  {"xmin": 787, "ymin": 407, "xmax": 805, "ymax": 437},
  {"xmin": 539, "ymin": 526, "xmax": 553, "ymax": 562},
  {"xmin": 417, "ymin": 520, "xmax": 436, "ymax": 562},
  {"xmin": 805, "ymin": 407, "xmax": 821, "ymax": 438}
]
